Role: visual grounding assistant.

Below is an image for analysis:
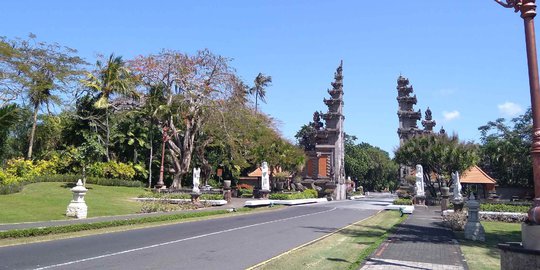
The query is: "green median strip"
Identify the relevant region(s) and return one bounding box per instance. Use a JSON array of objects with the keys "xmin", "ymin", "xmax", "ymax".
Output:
[
  {"xmin": 250, "ymin": 210, "xmax": 406, "ymax": 270},
  {"xmin": 0, "ymin": 208, "xmax": 254, "ymax": 240}
]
